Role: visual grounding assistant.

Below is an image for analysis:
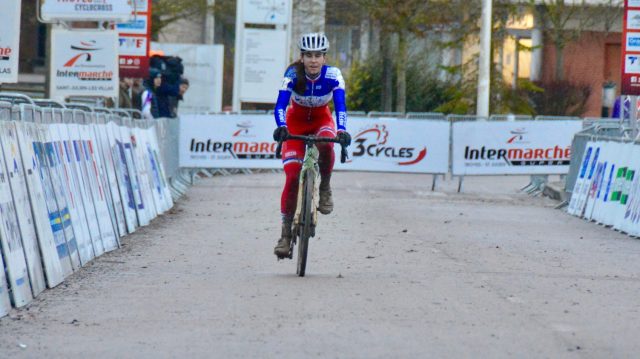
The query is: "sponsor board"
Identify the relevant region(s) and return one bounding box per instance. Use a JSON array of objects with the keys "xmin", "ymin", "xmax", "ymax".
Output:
[
  {"xmin": 452, "ymin": 120, "xmax": 582, "ymax": 175},
  {"xmin": 118, "ymin": 0, "xmax": 151, "ymax": 78},
  {"xmin": 625, "ymin": 54, "xmax": 640, "ymax": 74},
  {"xmin": 107, "ymin": 121, "xmax": 138, "ymax": 232},
  {"xmin": 41, "ymin": 0, "xmax": 133, "ymax": 22},
  {"xmin": 622, "ymin": 2, "xmax": 640, "ymax": 94},
  {"xmin": 93, "ymin": 122, "xmax": 127, "ymax": 237},
  {"xmin": 151, "ymin": 43, "xmax": 224, "ymax": 113},
  {"xmin": 0, "ymin": 121, "xmax": 47, "ymax": 297},
  {"xmin": 627, "ymin": 32, "xmax": 640, "ymax": 52},
  {"xmin": 50, "ymin": 29, "xmax": 119, "ymax": 100},
  {"xmin": 0, "ymin": 125, "xmax": 33, "ymax": 307},
  {"xmin": 628, "ymin": 9, "xmax": 640, "ymax": 30},
  {"xmin": 49, "ymin": 123, "xmax": 93, "ymax": 266},
  {"xmin": 16, "ymin": 121, "xmax": 71, "ymax": 284},
  {"xmin": 117, "ymin": 18, "xmax": 149, "ymax": 35},
  {"xmin": 180, "ymin": 114, "xmax": 449, "ymax": 174},
  {"xmin": 242, "ymin": 0, "xmax": 291, "ymax": 25},
  {"xmin": 568, "ymin": 140, "xmax": 640, "ymax": 237},
  {"xmin": 239, "ymin": 29, "xmax": 289, "ymax": 103},
  {"xmin": 0, "ymin": 0, "xmax": 22, "ymax": 83}
]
